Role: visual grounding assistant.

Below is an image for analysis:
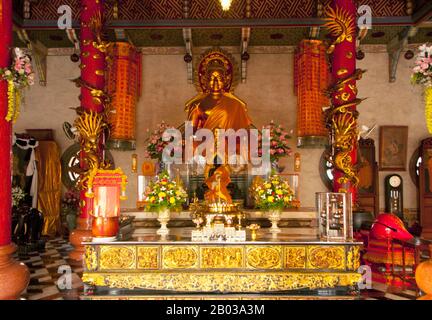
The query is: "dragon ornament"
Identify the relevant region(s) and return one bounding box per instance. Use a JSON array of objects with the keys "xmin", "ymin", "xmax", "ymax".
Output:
[
  {"xmin": 323, "ymin": 6, "xmax": 356, "ymax": 54},
  {"xmin": 74, "ymin": 110, "xmax": 111, "ymax": 190},
  {"xmin": 324, "ymin": 3, "xmax": 366, "ymax": 193}
]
